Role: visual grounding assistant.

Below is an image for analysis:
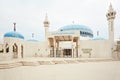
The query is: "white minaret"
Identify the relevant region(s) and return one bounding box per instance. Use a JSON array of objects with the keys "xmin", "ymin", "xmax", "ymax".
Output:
[
  {"xmin": 43, "ymin": 14, "xmax": 50, "ymax": 40},
  {"xmin": 106, "ymin": 3, "xmax": 116, "ymax": 49}
]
